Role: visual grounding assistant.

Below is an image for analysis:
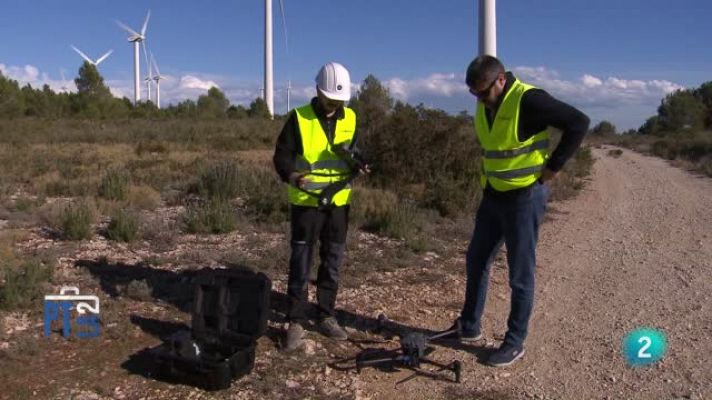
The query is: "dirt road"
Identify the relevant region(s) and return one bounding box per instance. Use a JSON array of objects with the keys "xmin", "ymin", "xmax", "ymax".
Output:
[{"xmin": 355, "ymin": 146, "xmax": 712, "ymax": 399}]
